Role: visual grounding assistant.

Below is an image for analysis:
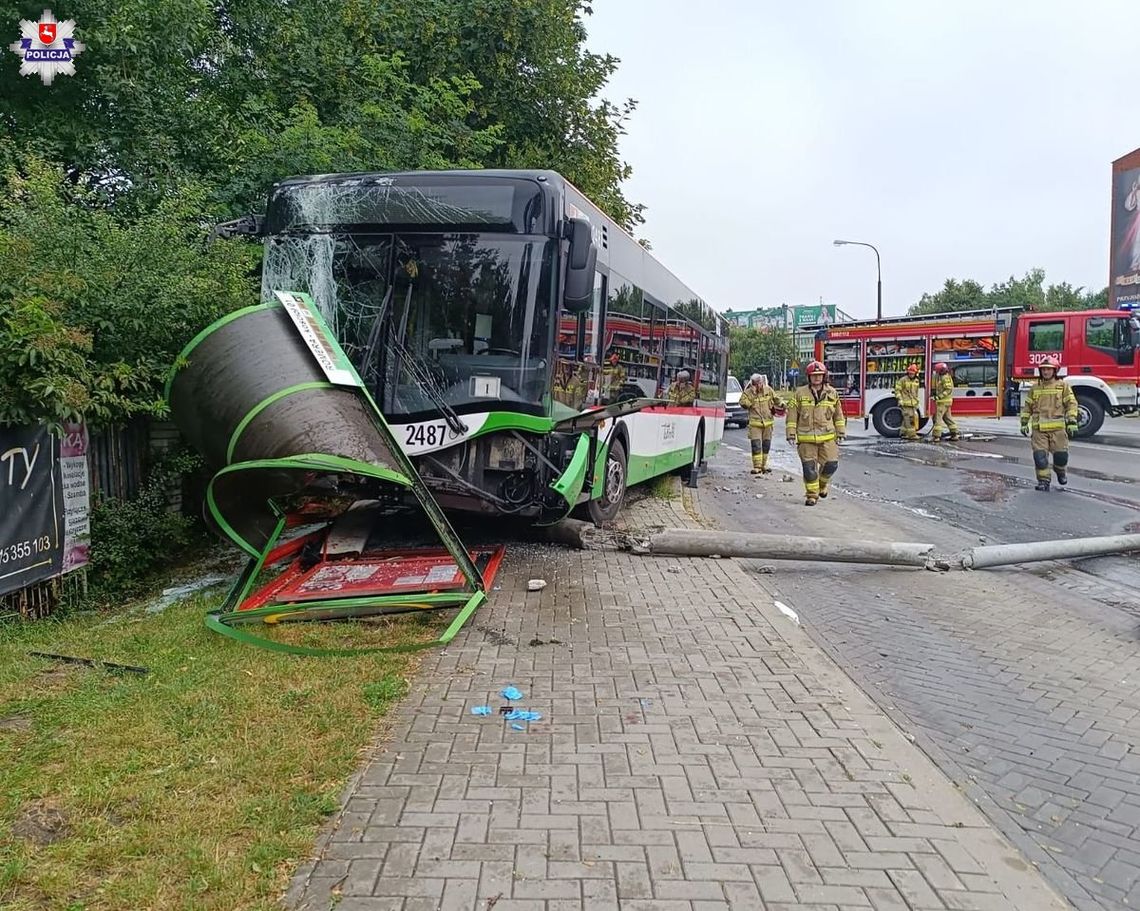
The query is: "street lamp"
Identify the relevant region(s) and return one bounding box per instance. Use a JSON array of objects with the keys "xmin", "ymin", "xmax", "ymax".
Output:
[{"xmin": 833, "ymin": 239, "xmax": 882, "ymax": 322}]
